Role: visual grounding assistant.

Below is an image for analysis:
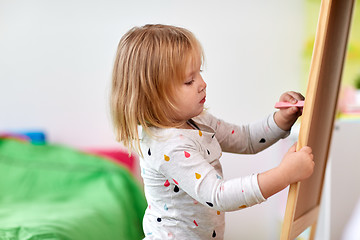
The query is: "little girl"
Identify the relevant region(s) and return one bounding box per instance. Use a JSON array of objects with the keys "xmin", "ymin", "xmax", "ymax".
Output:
[{"xmin": 110, "ymin": 24, "xmax": 314, "ymax": 239}]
